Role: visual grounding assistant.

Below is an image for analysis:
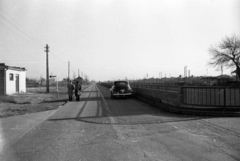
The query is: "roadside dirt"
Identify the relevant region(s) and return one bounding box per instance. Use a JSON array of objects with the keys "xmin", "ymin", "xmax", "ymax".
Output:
[{"xmin": 0, "ymin": 87, "xmax": 68, "ymax": 118}]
